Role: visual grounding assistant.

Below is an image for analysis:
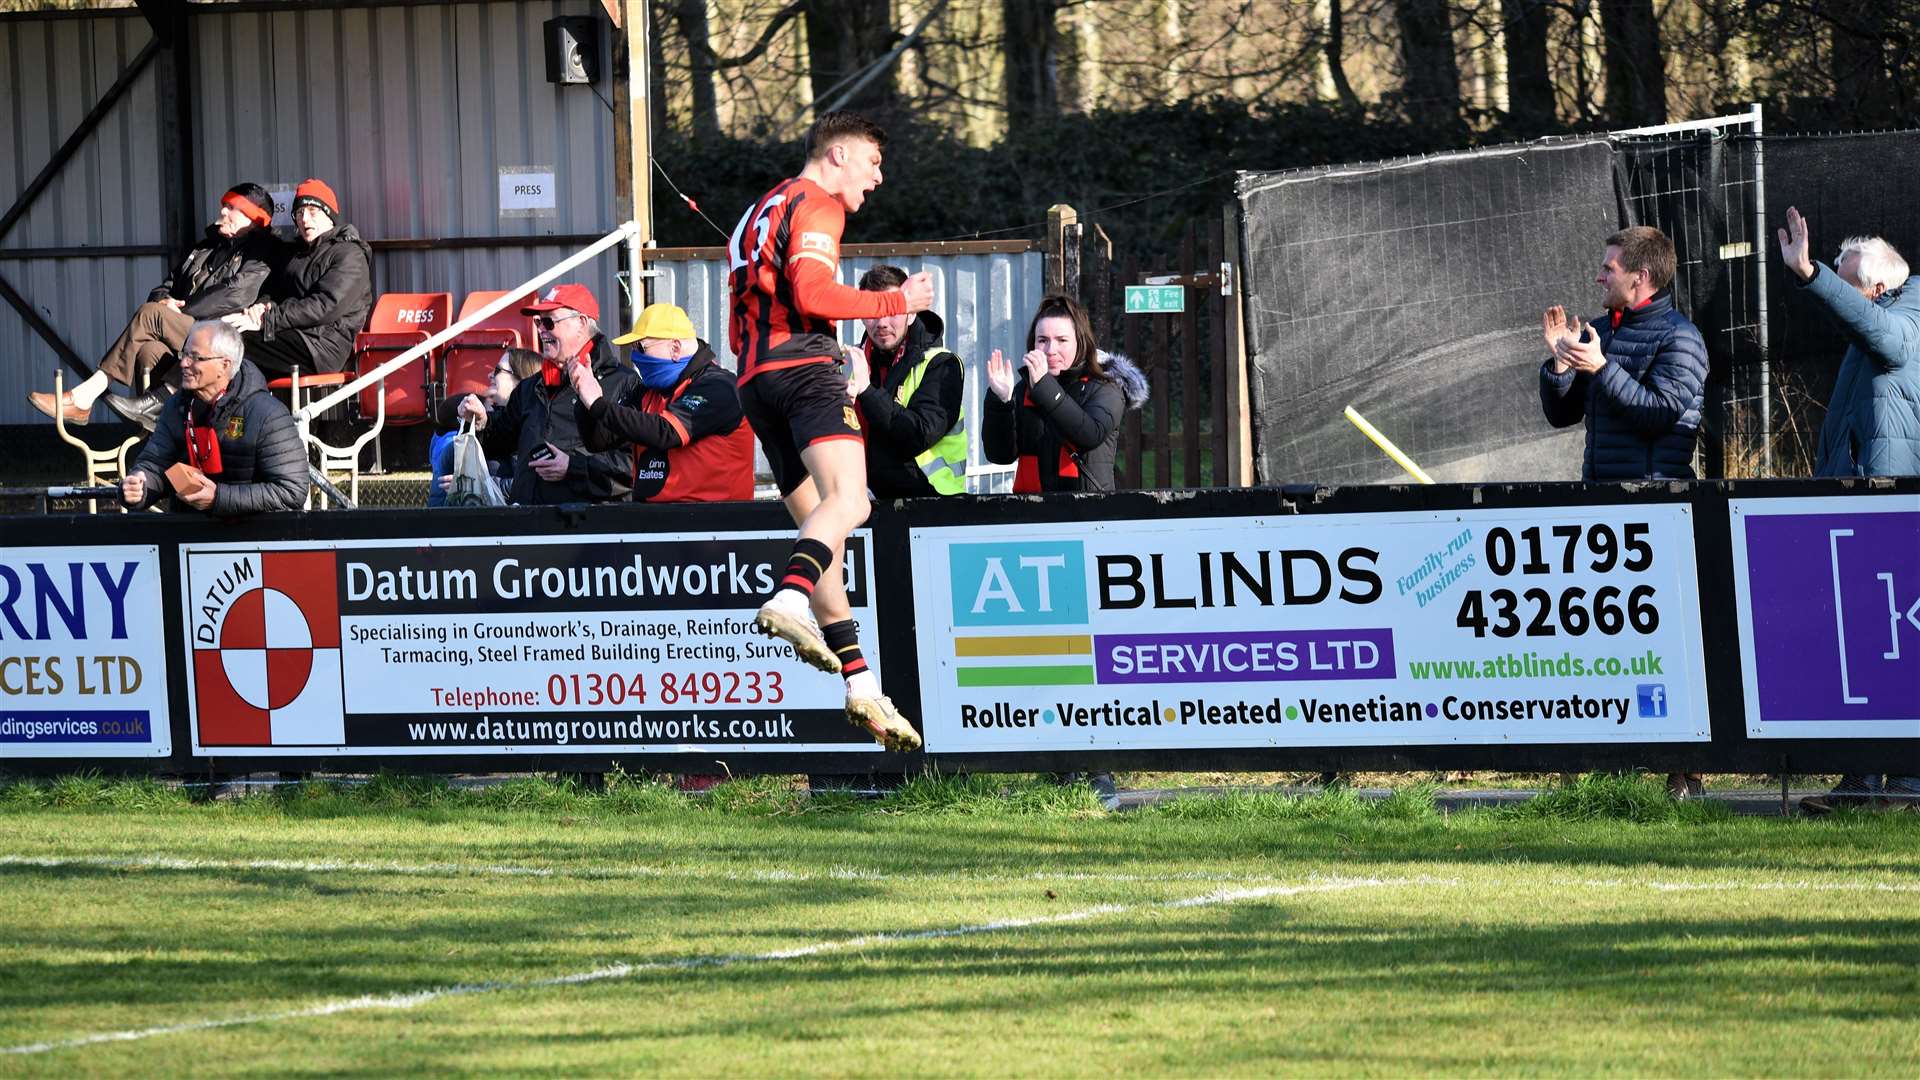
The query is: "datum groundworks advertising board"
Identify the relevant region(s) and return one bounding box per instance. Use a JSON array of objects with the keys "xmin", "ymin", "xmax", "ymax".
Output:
[
  {"xmin": 177, "ymin": 531, "xmax": 882, "ymax": 756},
  {"xmin": 911, "ymin": 507, "xmax": 1709, "ymax": 750},
  {"xmin": 1731, "ymin": 494, "xmax": 1920, "ymax": 740},
  {"xmin": 2, "ymin": 545, "xmax": 172, "ymax": 760}
]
